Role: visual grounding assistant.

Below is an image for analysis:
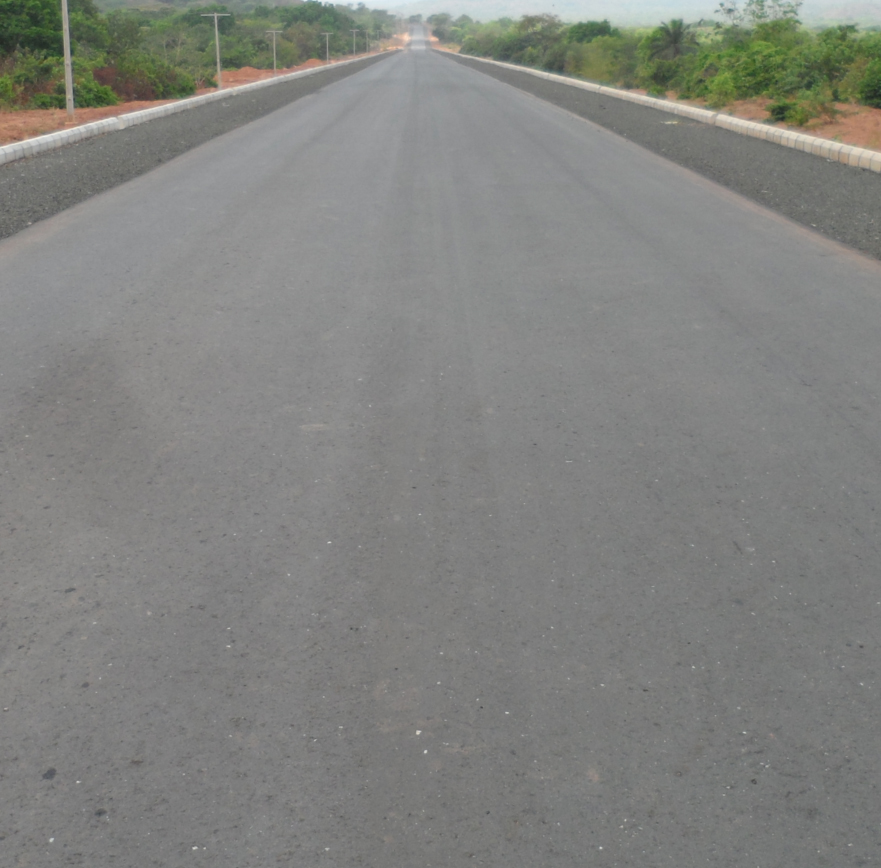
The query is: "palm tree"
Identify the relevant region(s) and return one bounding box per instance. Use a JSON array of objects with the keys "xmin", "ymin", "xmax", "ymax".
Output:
[{"xmin": 647, "ymin": 19, "xmax": 699, "ymax": 61}]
